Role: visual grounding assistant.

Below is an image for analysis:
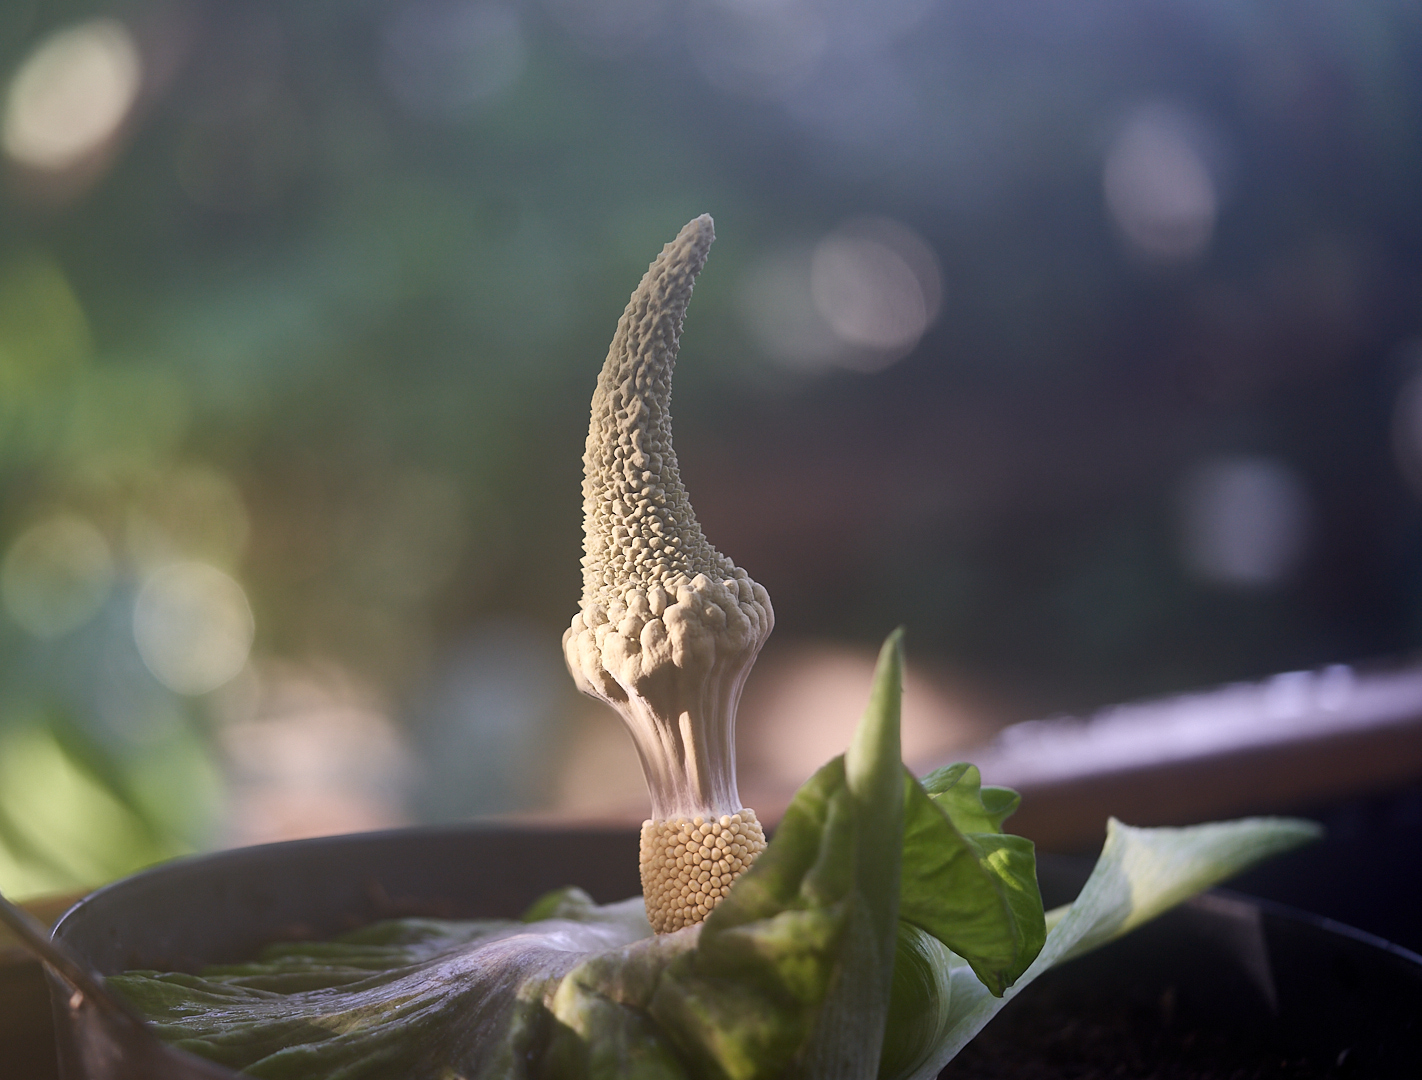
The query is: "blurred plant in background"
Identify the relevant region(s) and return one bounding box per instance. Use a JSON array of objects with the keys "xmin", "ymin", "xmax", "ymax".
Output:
[
  {"xmin": 2, "ymin": 0, "xmax": 1422, "ymax": 898},
  {"xmin": 0, "ymin": 246, "xmax": 228, "ymax": 895}
]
